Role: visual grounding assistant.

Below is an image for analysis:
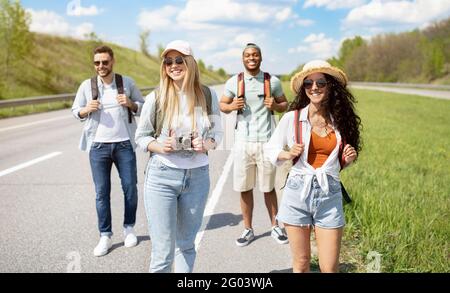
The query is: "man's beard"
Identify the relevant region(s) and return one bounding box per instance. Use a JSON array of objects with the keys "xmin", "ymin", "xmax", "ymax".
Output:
[{"xmin": 97, "ymin": 68, "xmax": 112, "ymax": 77}]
